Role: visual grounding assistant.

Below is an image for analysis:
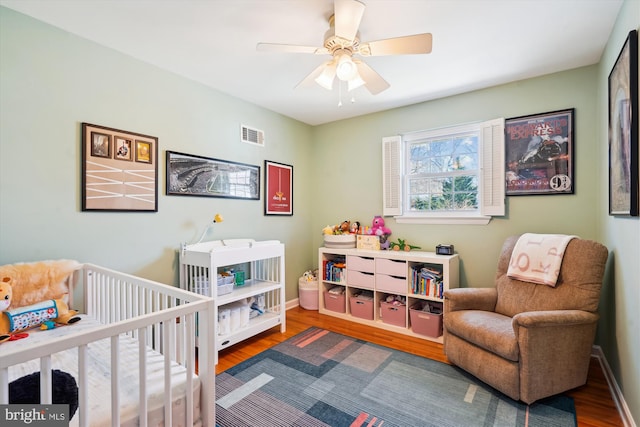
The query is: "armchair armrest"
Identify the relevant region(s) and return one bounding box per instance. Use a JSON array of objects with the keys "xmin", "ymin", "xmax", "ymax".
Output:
[
  {"xmin": 512, "ymin": 309, "xmax": 600, "ymax": 403},
  {"xmin": 513, "ymin": 310, "xmax": 599, "ymax": 329},
  {"xmin": 444, "ymin": 288, "xmax": 497, "ymax": 313}
]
